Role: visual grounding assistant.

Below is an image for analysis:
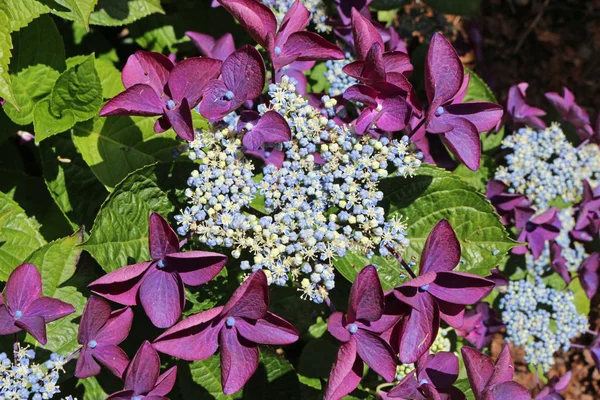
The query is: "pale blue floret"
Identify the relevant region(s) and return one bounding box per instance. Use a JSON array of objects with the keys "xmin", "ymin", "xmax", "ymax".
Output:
[
  {"xmin": 226, "ymin": 317, "xmax": 236, "ymax": 328},
  {"xmin": 88, "ymin": 340, "xmax": 97, "ymax": 349},
  {"xmin": 324, "ymin": 53, "xmax": 358, "ymax": 97},
  {"xmin": 14, "ymin": 310, "xmax": 22, "ymax": 319},
  {"xmin": 347, "ymin": 323, "xmax": 358, "ymax": 334},
  {"xmin": 166, "ymin": 99, "xmax": 176, "ymax": 110}
]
